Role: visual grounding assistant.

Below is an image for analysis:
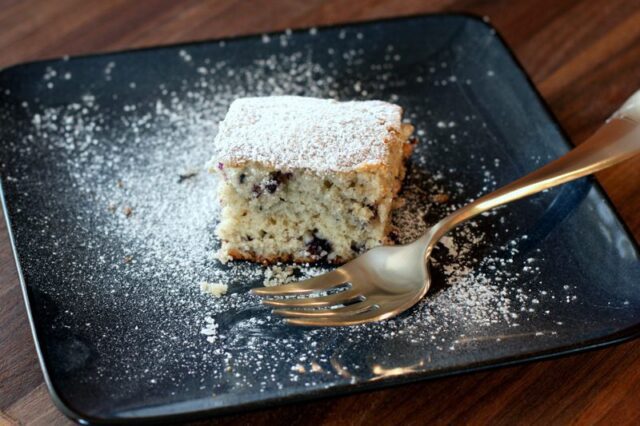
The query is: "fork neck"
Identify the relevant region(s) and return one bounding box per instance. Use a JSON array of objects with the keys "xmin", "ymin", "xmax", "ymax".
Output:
[{"xmin": 418, "ymin": 116, "xmax": 640, "ymax": 257}]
